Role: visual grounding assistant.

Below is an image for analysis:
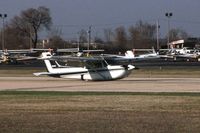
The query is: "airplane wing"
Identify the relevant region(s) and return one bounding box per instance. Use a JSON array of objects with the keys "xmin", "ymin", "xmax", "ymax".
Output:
[
  {"xmin": 33, "ymin": 72, "xmax": 51, "ymax": 76},
  {"xmin": 32, "ymin": 48, "xmax": 80, "ymax": 53},
  {"xmin": 33, "ymin": 72, "xmax": 71, "ymax": 77},
  {"xmin": 38, "ymin": 49, "xmax": 160, "ymax": 67},
  {"xmin": 174, "ymin": 54, "xmax": 200, "ymax": 59},
  {"xmin": 32, "ymin": 48, "xmax": 104, "ymax": 53},
  {"xmin": 49, "ymin": 52, "xmax": 159, "ymax": 66},
  {"xmin": 102, "ymin": 50, "xmax": 159, "ymax": 60},
  {"xmin": 81, "ymin": 49, "xmax": 104, "ymax": 53},
  {"xmin": 5, "ymin": 49, "xmax": 37, "ymax": 54},
  {"xmin": 57, "ymin": 48, "xmax": 79, "ymax": 53},
  {"xmin": 15, "ymin": 56, "xmax": 38, "ymax": 61},
  {"xmin": 33, "ymin": 71, "xmax": 87, "ymax": 76},
  {"xmin": 50, "ymin": 56, "xmax": 105, "ymax": 63}
]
